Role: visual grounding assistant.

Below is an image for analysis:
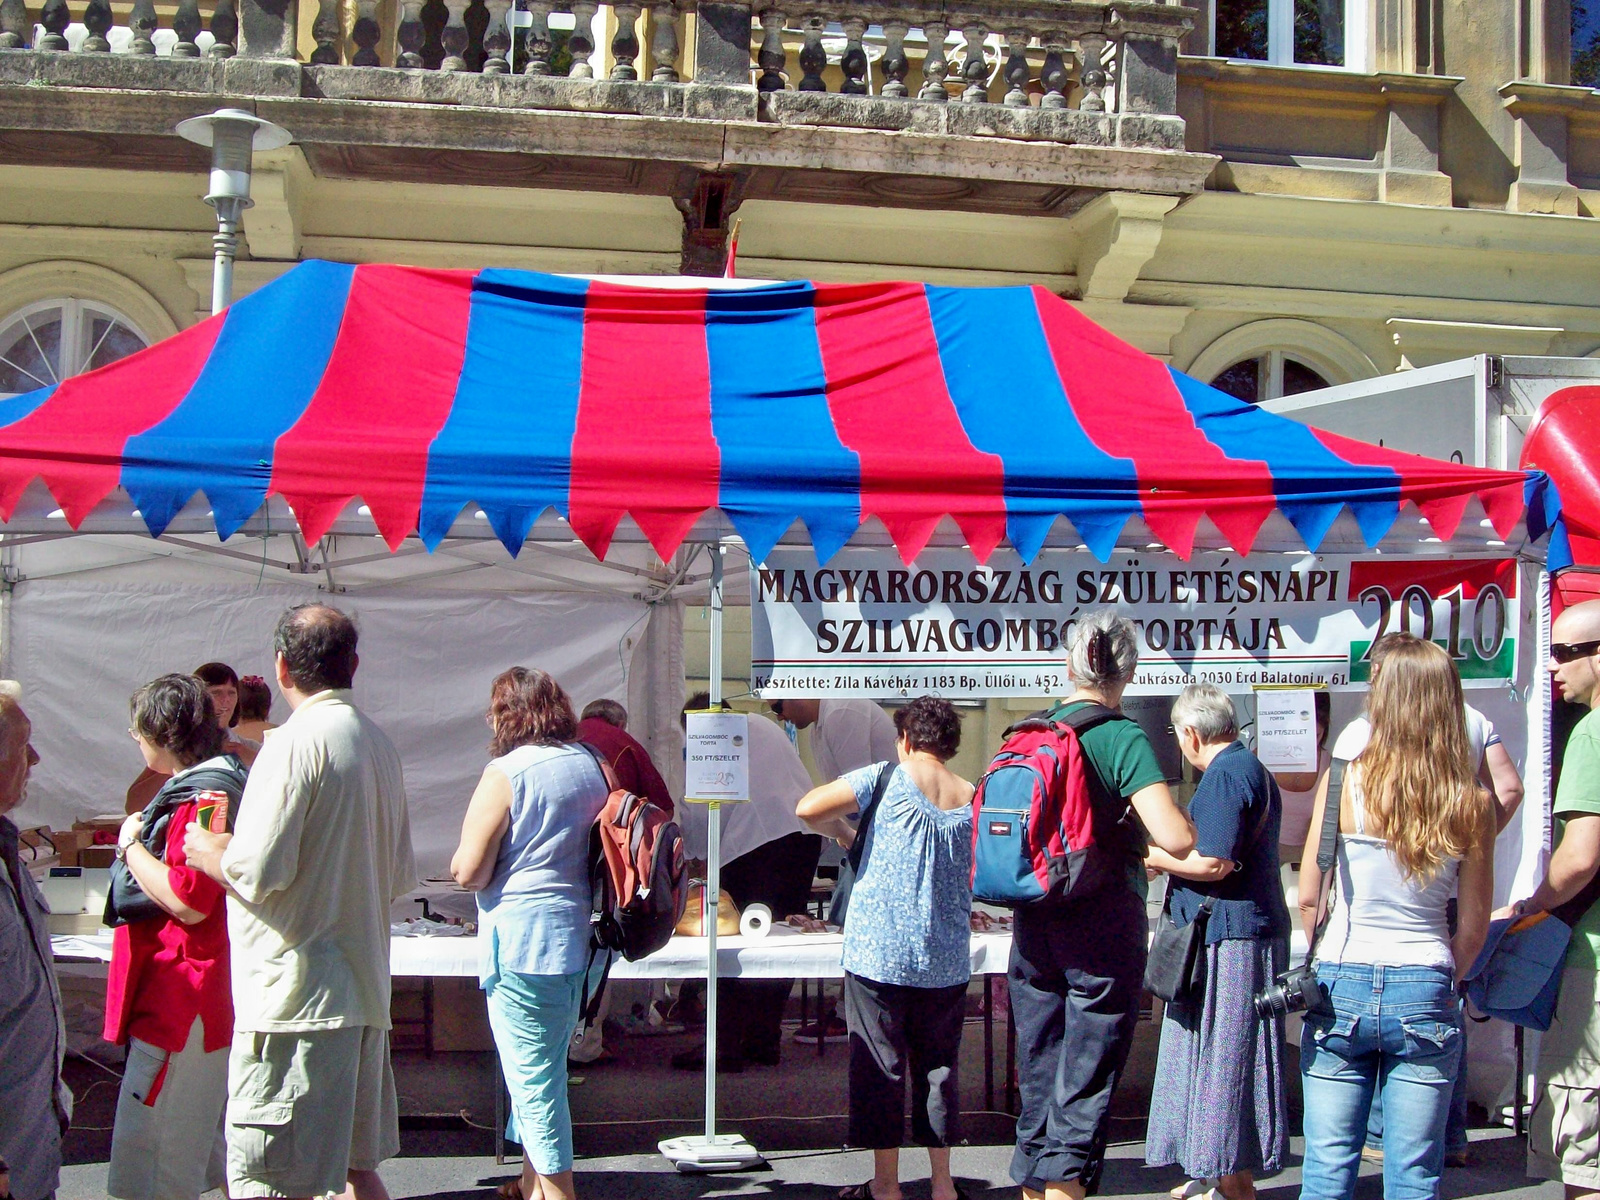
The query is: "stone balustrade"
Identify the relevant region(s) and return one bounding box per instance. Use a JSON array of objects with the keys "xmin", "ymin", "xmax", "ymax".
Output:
[
  {"xmin": 0, "ymin": 0, "xmax": 1188, "ymax": 118},
  {"xmin": 1, "ymin": 0, "xmax": 237, "ymax": 56}
]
